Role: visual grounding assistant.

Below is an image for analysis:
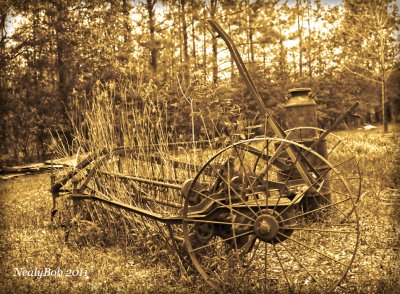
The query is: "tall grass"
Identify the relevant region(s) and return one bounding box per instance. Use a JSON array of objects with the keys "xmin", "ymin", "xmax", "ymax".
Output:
[
  {"xmin": 1, "ymin": 107, "xmax": 398, "ymax": 293},
  {"xmin": 333, "ymin": 125, "xmax": 400, "ymax": 293},
  {"xmin": 52, "ymin": 79, "xmax": 238, "ymax": 277}
]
